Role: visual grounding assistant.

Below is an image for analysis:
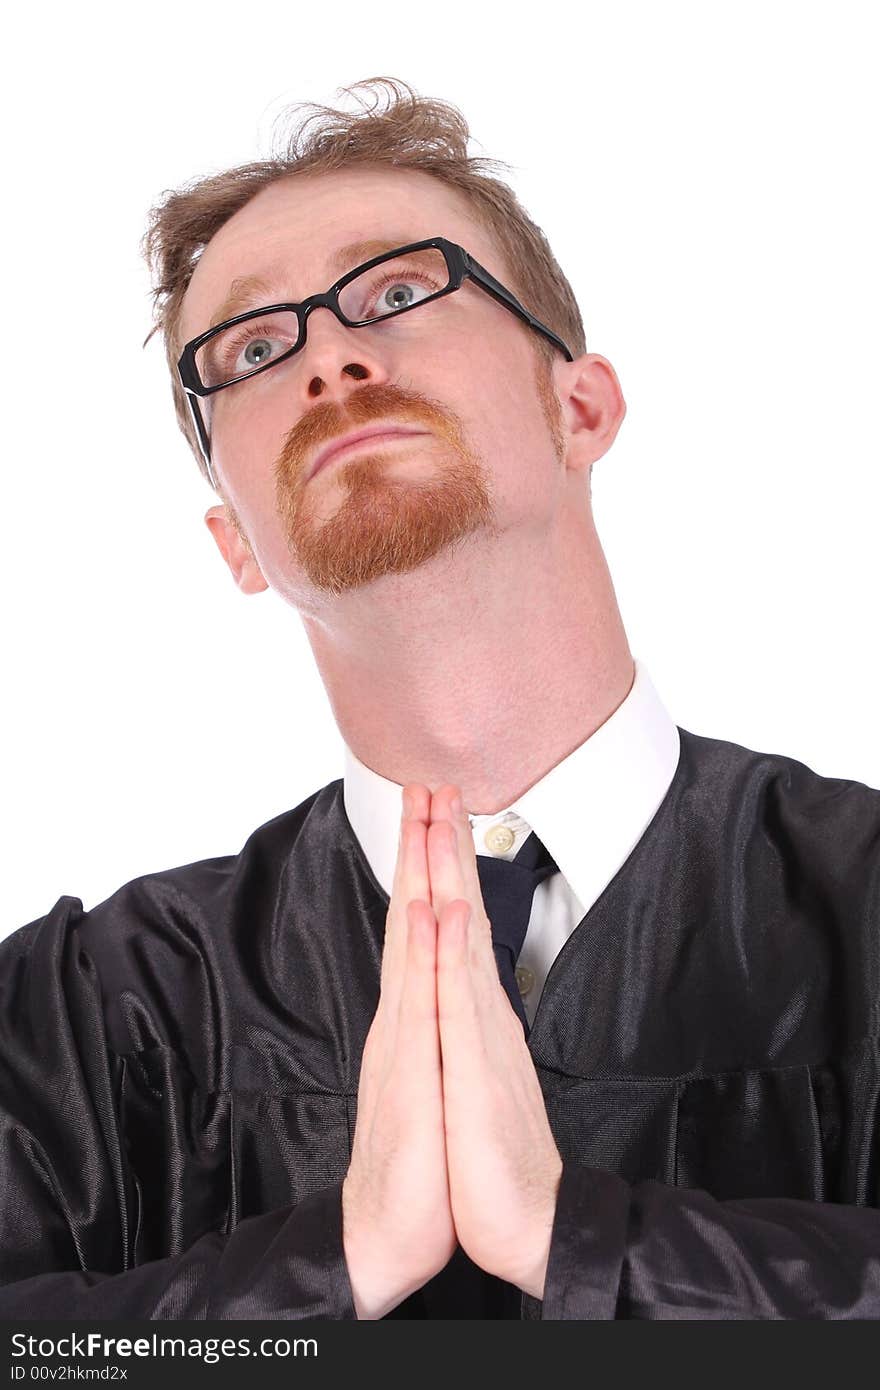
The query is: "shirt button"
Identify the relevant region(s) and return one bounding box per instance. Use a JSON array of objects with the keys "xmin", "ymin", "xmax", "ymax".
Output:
[
  {"xmin": 484, "ymin": 823, "xmax": 516, "ymax": 854},
  {"xmin": 515, "ymin": 966, "xmax": 535, "ymax": 997}
]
